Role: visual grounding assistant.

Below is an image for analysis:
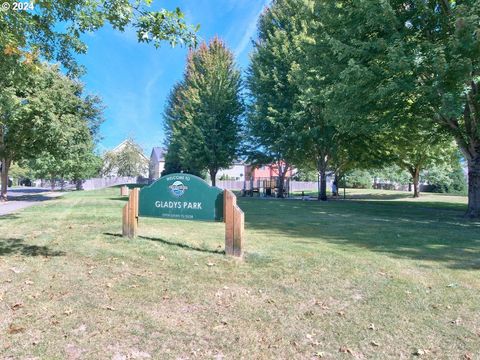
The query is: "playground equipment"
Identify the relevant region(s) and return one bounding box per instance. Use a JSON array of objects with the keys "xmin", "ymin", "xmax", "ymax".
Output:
[{"xmin": 242, "ymin": 177, "xmax": 290, "ymax": 198}]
